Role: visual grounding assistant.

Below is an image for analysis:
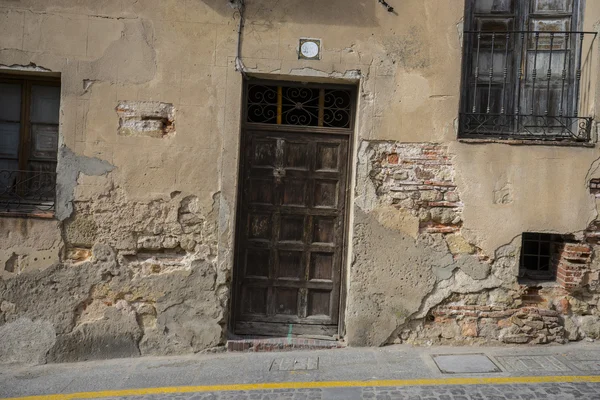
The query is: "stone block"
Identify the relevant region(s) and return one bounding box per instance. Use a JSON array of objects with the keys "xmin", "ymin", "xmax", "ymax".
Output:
[
  {"xmin": 440, "ymin": 319, "xmax": 461, "ymax": 339},
  {"xmin": 444, "ymin": 191, "xmax": 460, "ymax": 202},
  {"xmin": 420, "ymin": 190, "xmax": 443, "ymax": 202},
  {"xmin": 461, "ymin": 319, "xmax": 478, "ymax": 337},
  {"xmin": 563, "ymin": 318, "xmax": 581, "ymax": 341},
  {"xmin": 430, "ymin": 207, "xmax": 459, "ymax": 225},
  {"xmin": 580, "ymin": 315, "xmax": 600, "ymax": 339},
  {"xmin": 501, "ymin": 334, "xmax": 531, "ymax": 344},
  {"xmin": 479, "ymin": 318, "xmax": 500, "ymax": 338},
  {"xmin": 524, "ymin": 320, "xmax": 545, "ymax": 330},
  {"xmin": 445, "ymin": 234, "xmax": 475, "ymax": 255},
  {"xmin": 393, "ymin": 171, "xmax": 409, "ymax": 180}
]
